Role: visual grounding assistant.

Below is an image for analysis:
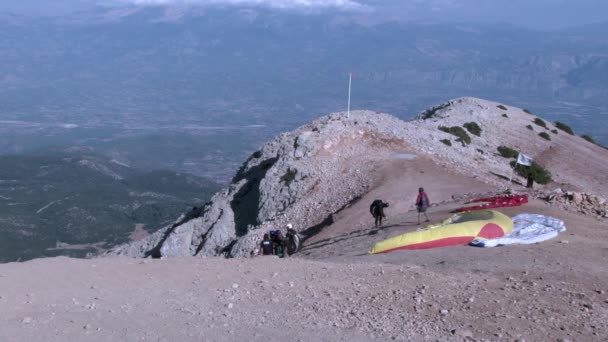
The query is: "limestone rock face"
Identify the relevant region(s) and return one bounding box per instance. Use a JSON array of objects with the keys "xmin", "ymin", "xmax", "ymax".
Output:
[
  {"xmin": 160, "ymin": 220, "xmax": 196, "ymax": 257},
  {"xmin": 110, "ymin": 110, "xmax": 400, "ymax": 258},
  {"xmin": 294, "ymin": 131, "xmax": 316, "ymax": 158},
  {"xmin": 572, "ymin": 192, "xmax": 584, "ymax": 205},
  {"xmin": 108, "ymin": 225, "xmax": 168, "ymax": 258}
]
